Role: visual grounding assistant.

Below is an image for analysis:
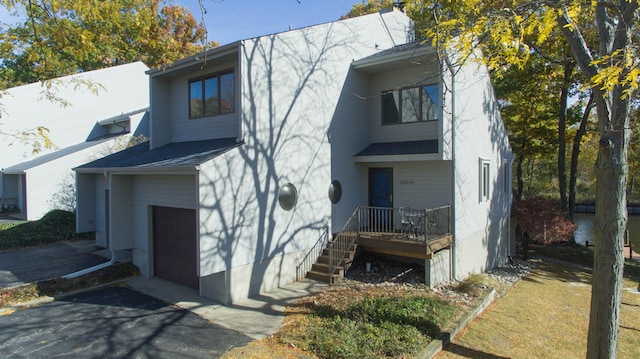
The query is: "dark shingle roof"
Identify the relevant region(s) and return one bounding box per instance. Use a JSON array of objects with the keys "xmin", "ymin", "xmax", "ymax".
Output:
[
  {"xmin": 76, "ymin": 137, "xmax": 241, "ymax": 170},
  {"xmin": 355, "ymin": 140, "xmax": 438, "ymax": 157}
]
